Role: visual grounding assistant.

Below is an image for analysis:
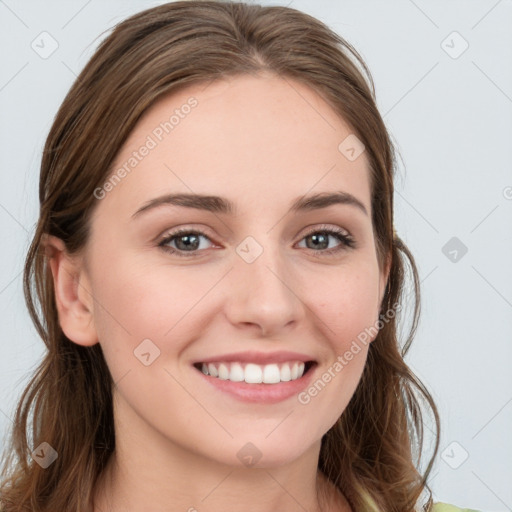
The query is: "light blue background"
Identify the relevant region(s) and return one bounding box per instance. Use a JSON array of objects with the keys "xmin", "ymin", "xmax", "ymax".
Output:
[{"xmin": 1, "ymin": 1, "xmax": 511, "ymax": 511}]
